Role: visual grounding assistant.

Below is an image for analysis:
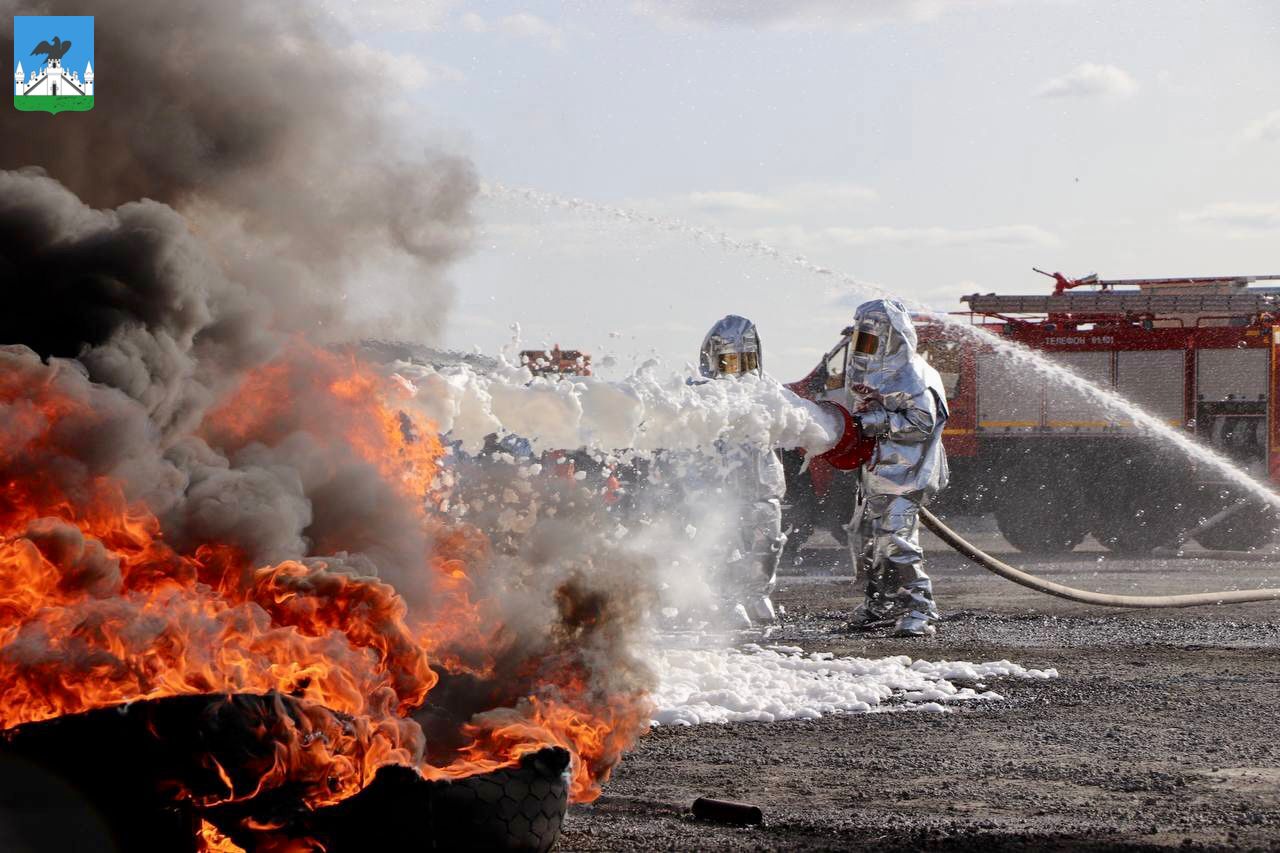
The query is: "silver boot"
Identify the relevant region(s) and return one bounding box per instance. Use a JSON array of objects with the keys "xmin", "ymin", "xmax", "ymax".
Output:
[
  {"xmin": 745, "ymin": 594, "xmax": 777, "ymax": 625},
  {"xmin": 891, "ymin": 579, "xmax": 939, "ymax": 637},
  {"xmin": 728, "ymin": 601, "xmax": 755, "ymax": 630},
  {"xmin": 892, "ymin": 609, "xmax": 937, "ymax": 637}
]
